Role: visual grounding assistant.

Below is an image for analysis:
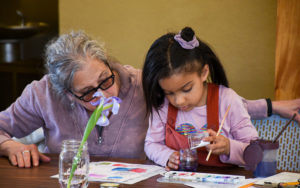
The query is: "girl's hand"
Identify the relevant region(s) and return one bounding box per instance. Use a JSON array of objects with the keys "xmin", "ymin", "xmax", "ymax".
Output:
[
  {"xmin": 0, "ymin": 140, "xmax": 51, "ymax": 168},
  {"xmin": 203, "ymin": 129, "xmax": 230, "ymax": 155},
  {"xmin": 165, "ymin": 151, "xmax": 180, "ymax": 171}
]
